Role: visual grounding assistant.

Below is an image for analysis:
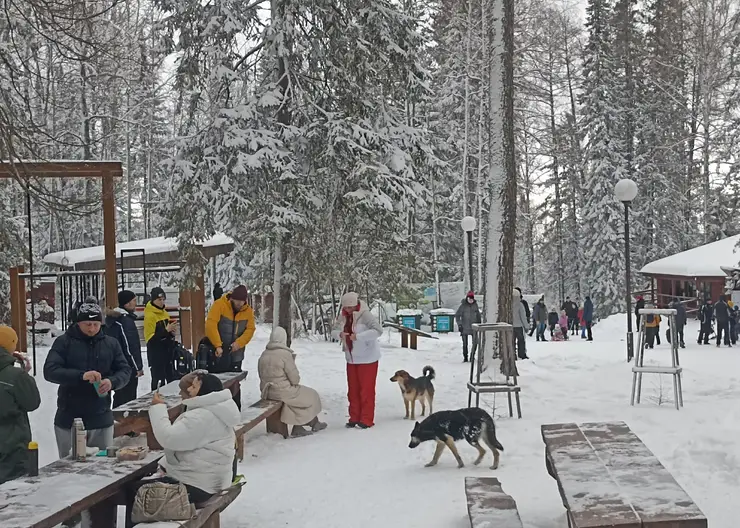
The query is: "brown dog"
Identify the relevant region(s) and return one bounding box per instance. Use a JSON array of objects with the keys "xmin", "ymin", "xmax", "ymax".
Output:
[{"xmin": 390, "ymin": 366, "xmax": 435, "ymax": 420}]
